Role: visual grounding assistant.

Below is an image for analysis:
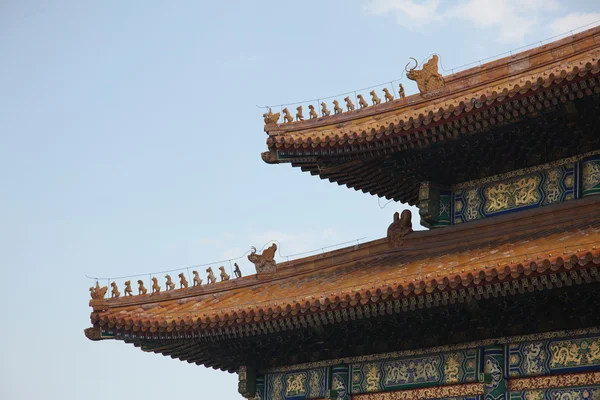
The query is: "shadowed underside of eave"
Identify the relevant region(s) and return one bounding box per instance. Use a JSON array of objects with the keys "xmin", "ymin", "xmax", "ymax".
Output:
[{"xmin": 290, "ymin": 87, "xmax": 600, "ymax": 204}]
